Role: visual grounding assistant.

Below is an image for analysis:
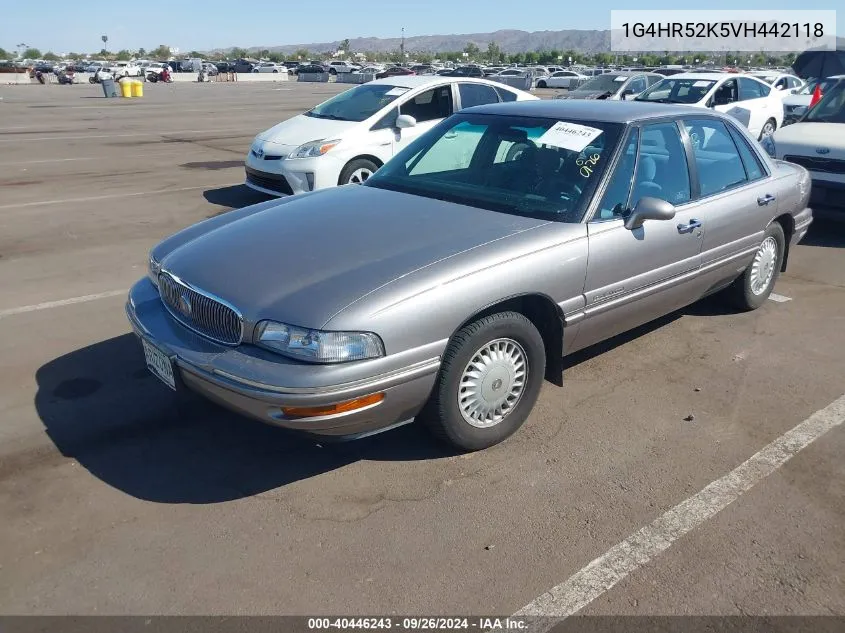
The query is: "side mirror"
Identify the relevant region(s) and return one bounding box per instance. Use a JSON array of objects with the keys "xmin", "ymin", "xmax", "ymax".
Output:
[
  {"xmin": 396, "ymin": 114, "xmax": 417, "ymax": 129},
  {"xmin": 624, "ymin": 197, "xmax": 676, "ymax": 230}
]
